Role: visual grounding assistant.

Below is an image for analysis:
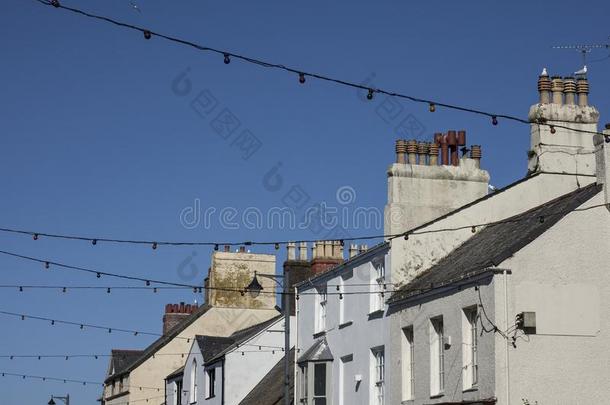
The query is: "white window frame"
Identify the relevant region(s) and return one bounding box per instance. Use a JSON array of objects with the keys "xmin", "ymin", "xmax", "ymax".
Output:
[
  {"xmin": 298, "ymin": 364, "xmax": 308, "ymax": 403},
  {"xmin": 462, "ymin": 307, "xmax": 478, "ymax": 389},
  {"xmin": 370, "ymin": 261, "xmax": 386, "ymax": 313},
  {"xmin": 315, "ymin": 286, "xmax": 327, "ymax": 333},
  {"xmin": 429, "ymin": 317, "xmax": 444, "ymax": 396},
  {"xmin": 339, "ymin": 276, "xmax": 346, "ymax": 324},
  {"xmin": 401, "ymin": 327, "xmax": 415, "ymax": 401},
  {"xmin": 371, "ymin": 347, "xmax": 385, "ymax": 405},
  {"xmin": 189, "ymin": 358, "xmax": 197, "ymax": 403},
  {"xmin": 339, "ymin": 354, "xmax": 353, "ymax": 405}
]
